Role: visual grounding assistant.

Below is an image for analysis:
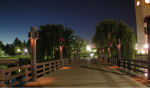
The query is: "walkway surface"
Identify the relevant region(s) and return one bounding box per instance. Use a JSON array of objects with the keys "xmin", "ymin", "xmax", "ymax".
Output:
[{"xmin": 25, "ymin": 60, "xmax": 148, "ymax": 87}]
